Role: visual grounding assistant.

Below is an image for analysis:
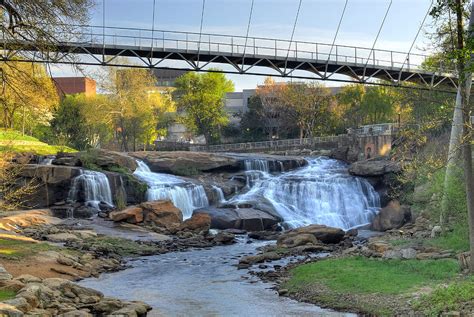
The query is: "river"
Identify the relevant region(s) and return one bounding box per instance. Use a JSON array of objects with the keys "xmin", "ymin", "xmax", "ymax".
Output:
[{"xmin": 80, "ymin": 237, "xmax": 354, "ymax": 317}]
